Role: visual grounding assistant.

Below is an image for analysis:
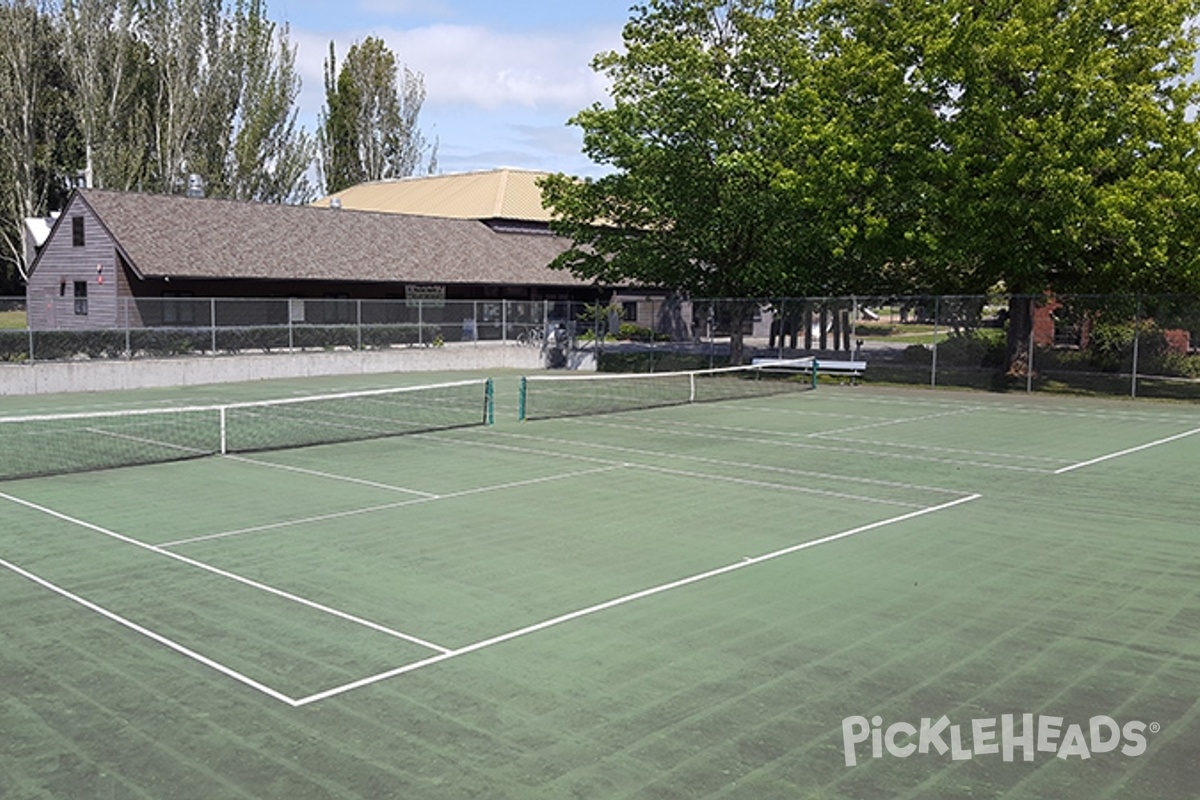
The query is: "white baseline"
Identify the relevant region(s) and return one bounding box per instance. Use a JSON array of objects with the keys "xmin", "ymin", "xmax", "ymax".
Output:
[{"xmin": 1054, "ymin": 426, "xmax": 1200, "ymax": 474}]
